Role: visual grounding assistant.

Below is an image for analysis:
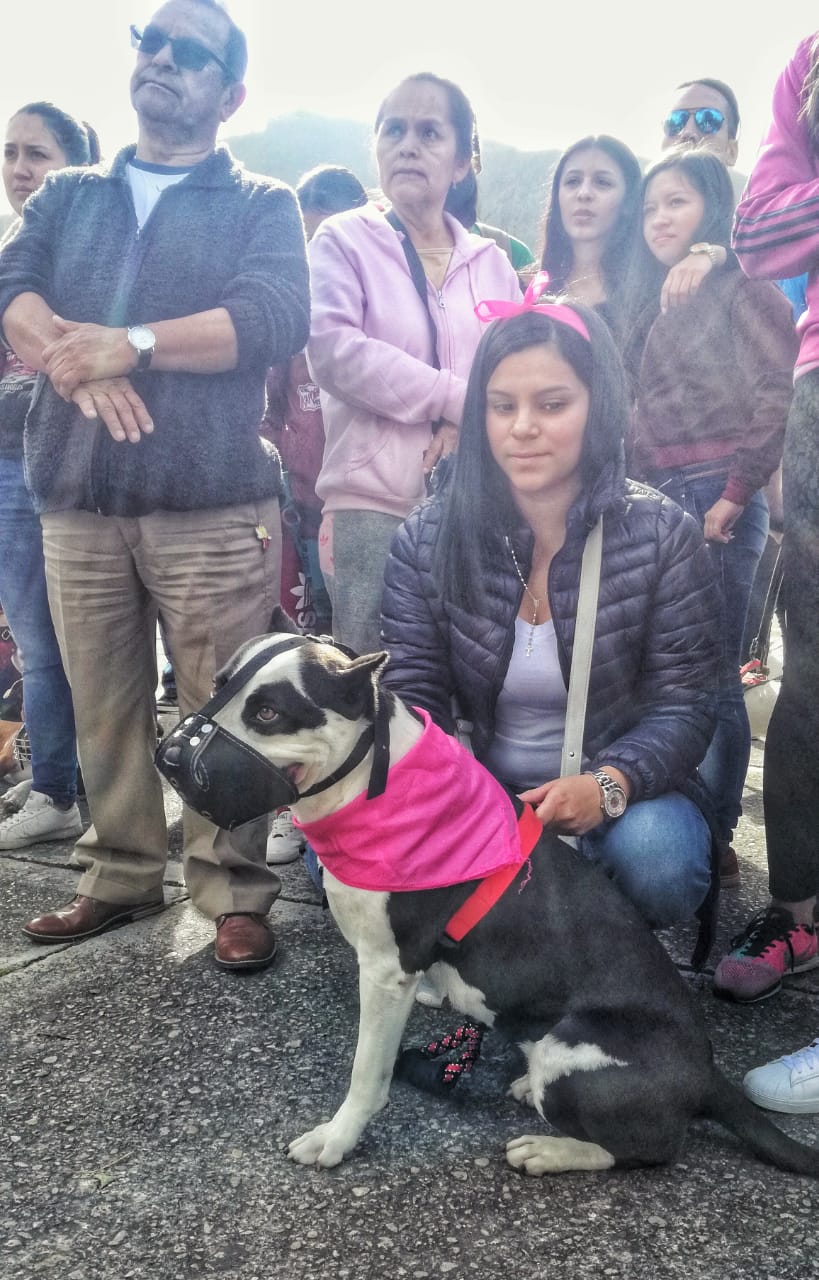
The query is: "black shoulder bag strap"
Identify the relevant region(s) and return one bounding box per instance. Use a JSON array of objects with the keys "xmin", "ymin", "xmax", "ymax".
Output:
[{"xmin": 385, "ymin": 209, "xmax": 441, "ymax": 371}]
